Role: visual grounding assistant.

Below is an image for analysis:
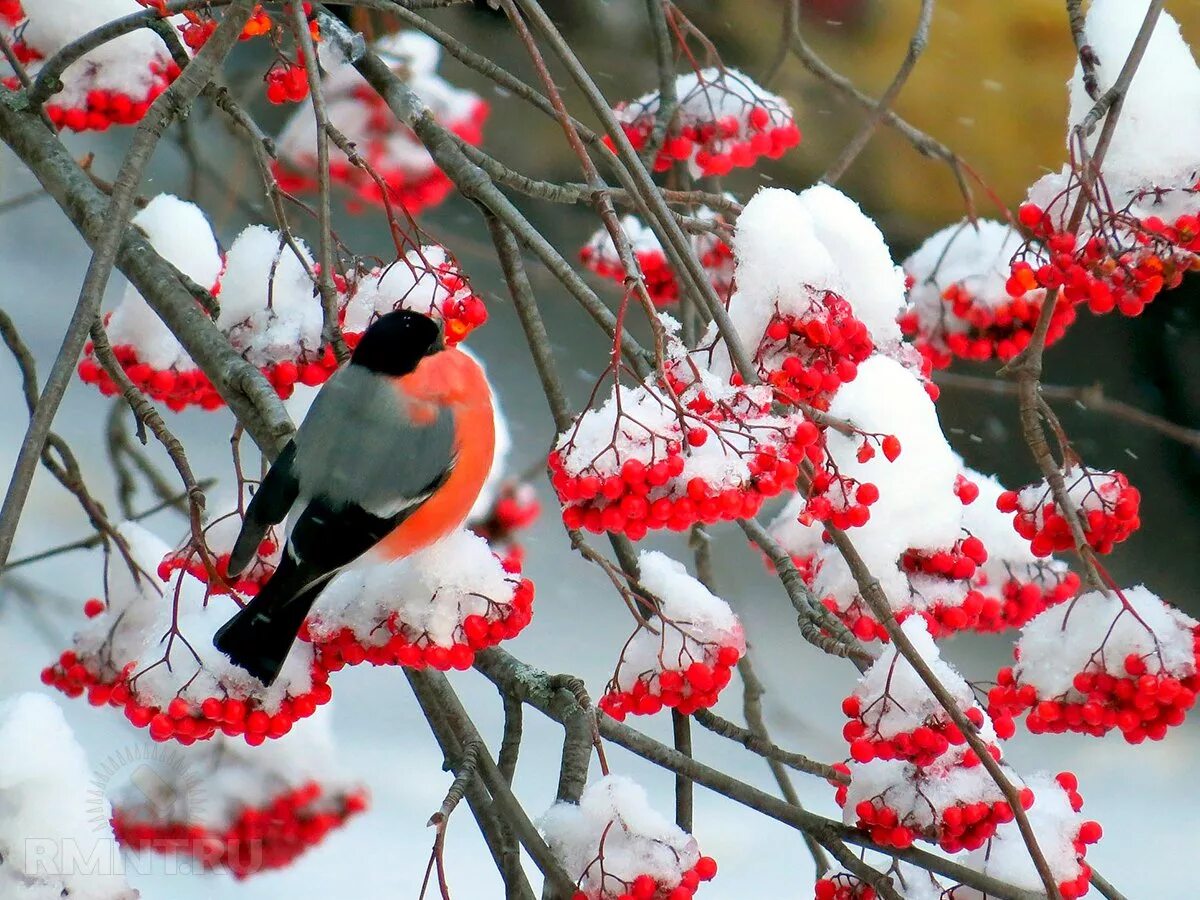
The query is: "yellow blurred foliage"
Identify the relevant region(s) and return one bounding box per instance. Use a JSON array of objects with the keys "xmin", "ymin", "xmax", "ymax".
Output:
[{"xmin": 709, "ymin": 0, "xmax": 1200, "ymax": 234}]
